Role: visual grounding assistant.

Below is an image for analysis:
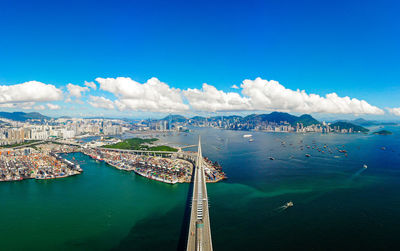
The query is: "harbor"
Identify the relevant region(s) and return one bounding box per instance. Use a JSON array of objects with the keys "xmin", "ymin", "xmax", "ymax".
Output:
[
  {"xmin": 0, "ymin": 148, "xmax": 82, "ymax": 182},
  {"xmin": 0, "ymin": 140, "xmax": 226, "ymax": 184},
  {"xmin": 81, "ymin": 148, "xmax": 226, "ymax": 184}
]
